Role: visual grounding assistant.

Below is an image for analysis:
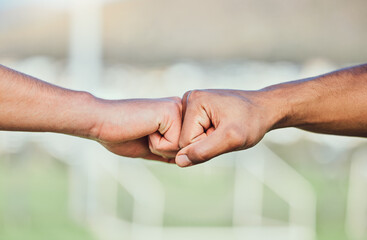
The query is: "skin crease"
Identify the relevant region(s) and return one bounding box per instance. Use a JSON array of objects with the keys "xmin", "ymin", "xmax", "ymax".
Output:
[
  {"xmin": 175, "ymin": 89, "xmax": 277, "ymax": 167},
  {"xmin": 93, "ymin": 97, "xmax": 182, "ymax": 161},
  {"xmin": 0, "ymin": 65, "xmax": 181, "ymax": 163},
  {"xmin": 1, "ymin": 63, "xmax": 367, "ymax": 167},
  {"xmin": 175, "ymin": 64, "xmax": 367, "ymax": 167}
]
